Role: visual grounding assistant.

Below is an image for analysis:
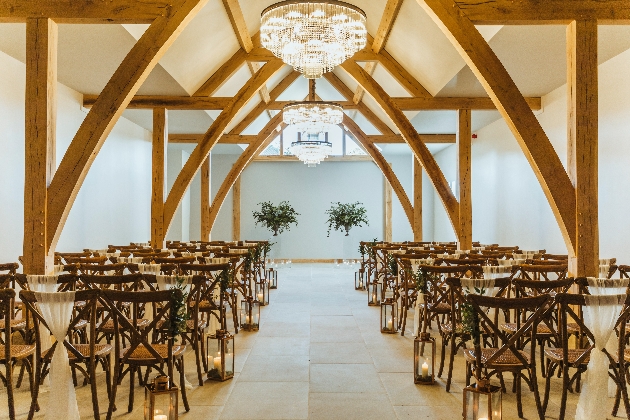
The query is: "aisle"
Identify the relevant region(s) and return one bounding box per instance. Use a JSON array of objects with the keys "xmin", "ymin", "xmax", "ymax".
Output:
[{"xmin": 191, "ymin": 263, "xmax": 461, "ymax": 419}]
